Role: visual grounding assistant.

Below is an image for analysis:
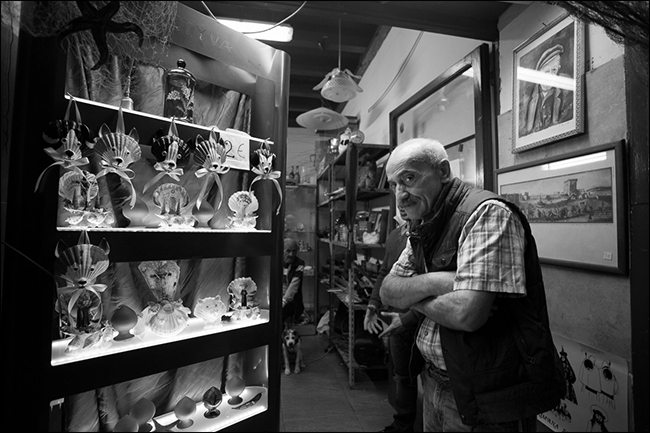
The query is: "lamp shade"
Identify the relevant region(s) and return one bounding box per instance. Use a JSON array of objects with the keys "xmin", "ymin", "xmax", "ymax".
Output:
[
  {"xmin": 320, "ymin": 71, "xmax": 363, "ymax": 103},
  {"xmin": 296, "ymin": 108, "xmax": 349, "ymax": 132}
]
